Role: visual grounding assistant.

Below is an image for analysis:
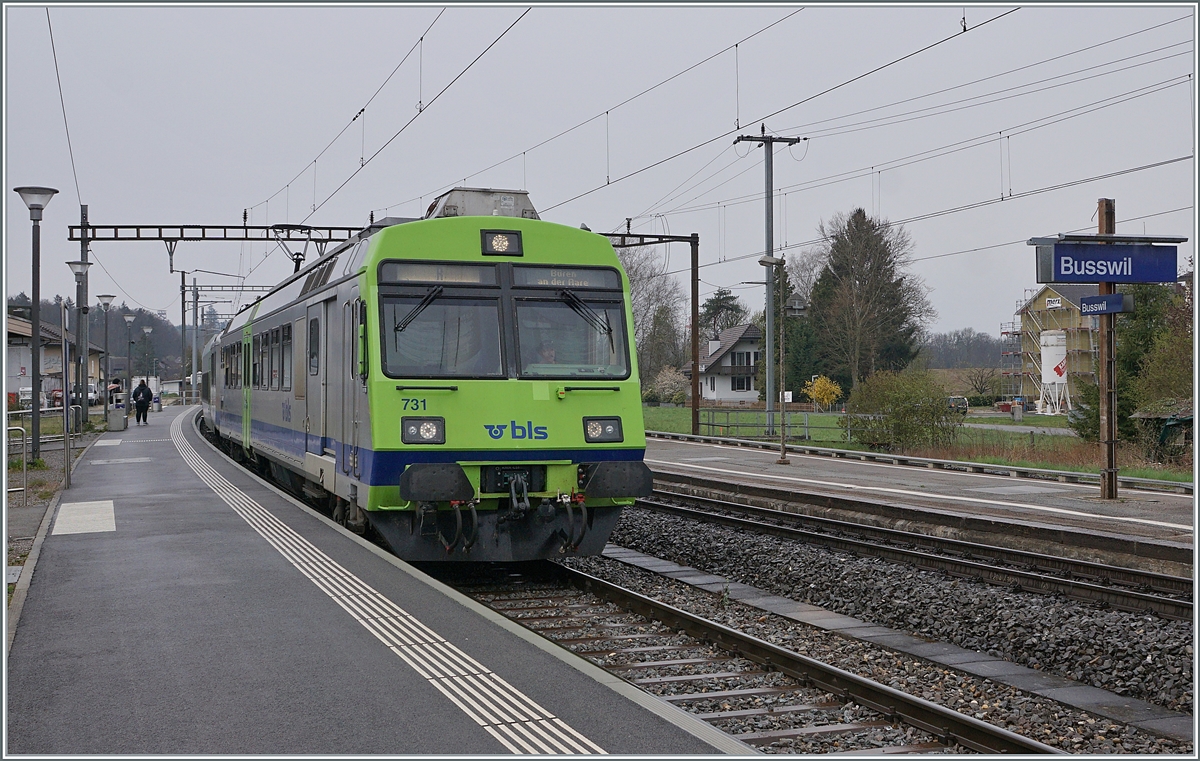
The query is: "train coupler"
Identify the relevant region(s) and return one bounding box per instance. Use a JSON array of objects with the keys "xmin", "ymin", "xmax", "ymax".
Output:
[
  {"xmin": 508, "ymin": 474, "xmax": 531, "ymax": 516},
  {"xmin": 417, "ymin": 501, "xmax": 438, "ymax": 536}
]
